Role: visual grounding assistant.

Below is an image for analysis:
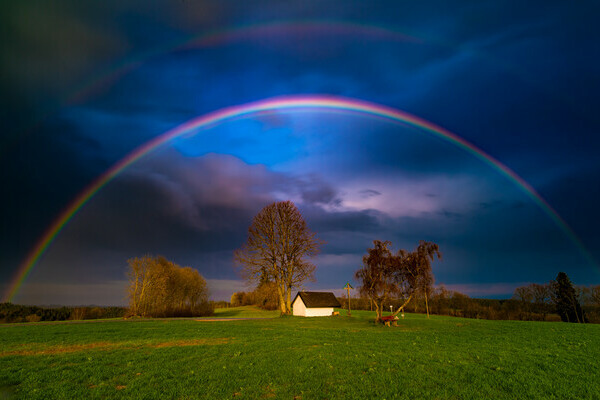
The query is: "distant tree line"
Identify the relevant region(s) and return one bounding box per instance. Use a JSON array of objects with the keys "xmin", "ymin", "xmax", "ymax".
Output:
[
  {"xmin": 230, "ymin": 280, "xmax": 279, "ymax": 310},
  {"xmin": 510, "ymin": 272, "xmax": 597, "ymax": 323},
  {"xmin": 337, "ymin": 273, "xmax": 600, "ymax": 323},
  {"xmin": 351, "ymin": 242, "xmax": 599, "ymax": 324},
  {"xmin": 336, "ymin": 290, "xmax": 561, "ymax": 322},
  {"xmin": 0, "ymin": 303, "xmax": 127, "ymax": 323},
  {"xmin": 126, "ymin": 255, "xmax": 213, "ymax": 317},
  {"xmin": 211, "ymin": 300, "xmax": 230, "ymax": 308}
]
